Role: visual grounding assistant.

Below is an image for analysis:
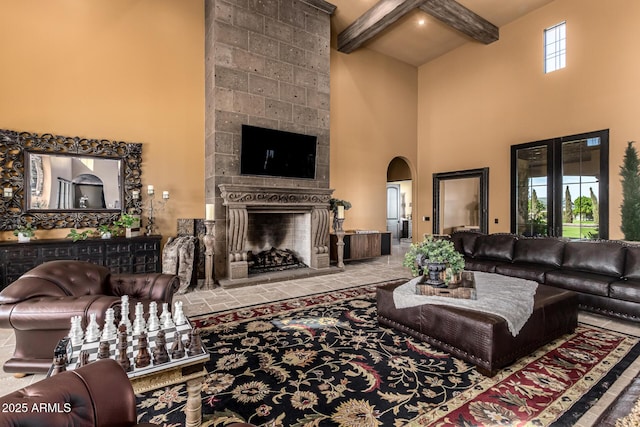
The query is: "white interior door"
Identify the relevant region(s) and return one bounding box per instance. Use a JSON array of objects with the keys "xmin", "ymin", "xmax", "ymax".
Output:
[{"xmin": 386, "ymin": 184, "xmax": 401, "ymax": 240}]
